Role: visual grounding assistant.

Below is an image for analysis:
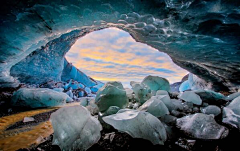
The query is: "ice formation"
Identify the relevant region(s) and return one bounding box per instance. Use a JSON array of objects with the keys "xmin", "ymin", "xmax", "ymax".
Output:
[
  {"xmin": 50, "ymin": 106, "xmax": 102, "ymax": 151},
  {"xmin": 225, "ymin": 92, "xmax": 240, "ymax": 101},
  {"xmin": 103, "ymin": 109, "xmax": 167, "ymax": 145},
  {"xmin": 194, "ymin": 89, "xmax": 225, "ymax": 105},
  {"xmin": 95, "ymin": 81, "xmax": 128, "ymax": 112},
  {"xmin": 201, "ymin": 105, "xmax": 221, "ymax": 116},
  {"xmin": 142, "ymin": 75, "xmax": 170, "ymax": 94},
  {"xmin": 103, "ymin": 106, "xmax": 120, "ymax": 116},
  {"xmin": 0, "ymin": 0, "xmax": 239, "ymax": 92},
  {"xmin": 177, "ymin": 113, "xmax": 229, "ymax": 139},
  {"xmin": 131, "ymin": 82, "xmax": 151, "ymax": 104},
  {"xmin": 11, "ymin": 88, "xmax": 70, "ymax": 108},
  {"xmin": 222, "ymin": 96, "xmax": 240, "ymax": 130},
  {"xmin": 178, "ymin": 91, "xmax": 202, "ymax": 105},
  {"xmin": 138, "ymin": 96, "xmax": 169, "ymax": 118}
]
